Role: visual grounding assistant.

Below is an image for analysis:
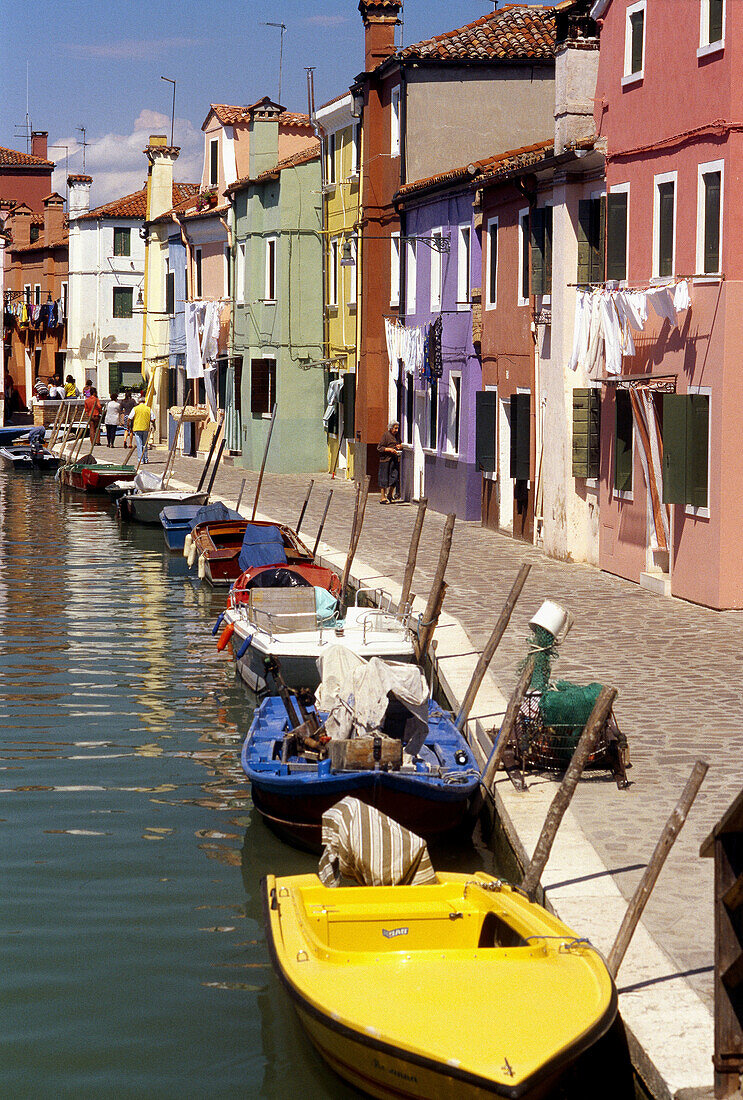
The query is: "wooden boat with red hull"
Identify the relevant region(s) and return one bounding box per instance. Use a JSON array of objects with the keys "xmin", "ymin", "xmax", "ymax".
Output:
[
  {"xmin": 189, "ymin": 519, "xmax": 316, "ymax": 586},
  {"xmin": 231, "ymin": 563, "xmax": 341, "ymax": 603},
  {"xmin": 80, "ymin": 464, "xmax": 136, "ymax": 492}
]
